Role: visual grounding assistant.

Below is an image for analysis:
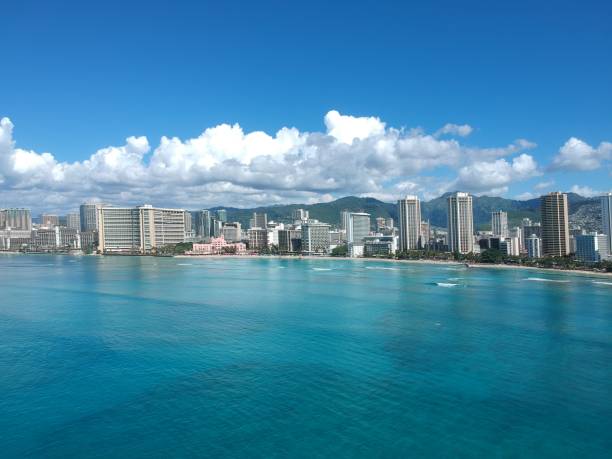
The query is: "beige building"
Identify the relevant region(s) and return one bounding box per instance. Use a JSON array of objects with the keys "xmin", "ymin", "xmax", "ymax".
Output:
[
  {"xmin": 447, "ymin": 192, "xmax": 474, "ymax": 254},
  {"xmin": 540, "ymin": 192, "xmax": 570, "ymax": 257},
  {"xmin": 98, "ymin": 205, "xmax": 187, "ymax": 253},
  {"xmin": 398, "ymin": 195, "xmax": 421, "ymax": 251}
]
